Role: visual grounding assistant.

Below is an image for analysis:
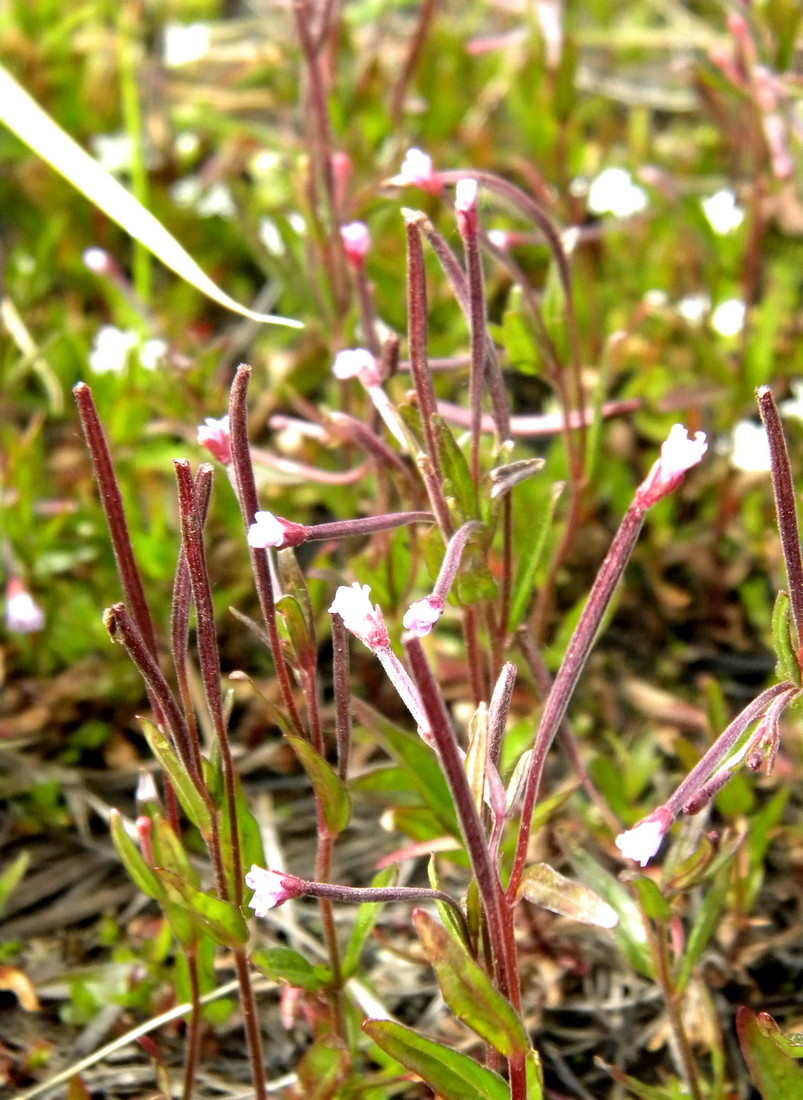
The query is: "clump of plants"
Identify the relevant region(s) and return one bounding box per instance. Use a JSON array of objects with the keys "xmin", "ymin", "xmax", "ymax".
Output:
[{"xmin": 70, "ymin": 166, "xmax": 803, "ymax": 1099}]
